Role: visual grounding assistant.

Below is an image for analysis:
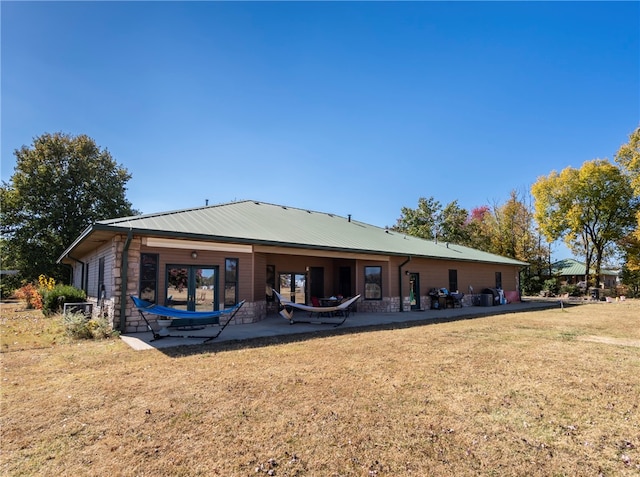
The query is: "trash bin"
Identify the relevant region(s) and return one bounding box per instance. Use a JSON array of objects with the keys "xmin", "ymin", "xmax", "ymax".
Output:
[
  {"xmin": 590, "ymin": 288, "xmax": 600, "ymax": 300},
  {"xmin": 428, "ymin": 289, "xmax": 440, "ymax": 309},
  {"xmin": 480, "ymin": 294, "xmax": 493, "ymax": 306},
  {"xmin": 481, "ymin": 288, "xmax": 499, "ymax": 306}
]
